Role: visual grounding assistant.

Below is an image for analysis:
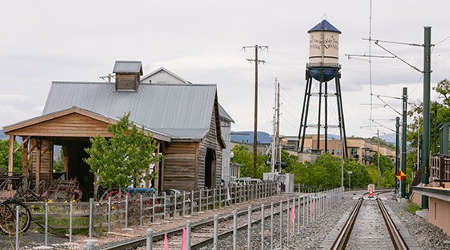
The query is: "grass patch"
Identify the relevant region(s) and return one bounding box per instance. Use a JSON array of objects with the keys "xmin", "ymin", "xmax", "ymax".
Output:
[{"xmin": 406, "ymin": 201, "xmax": 420, "ymax": 214}]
